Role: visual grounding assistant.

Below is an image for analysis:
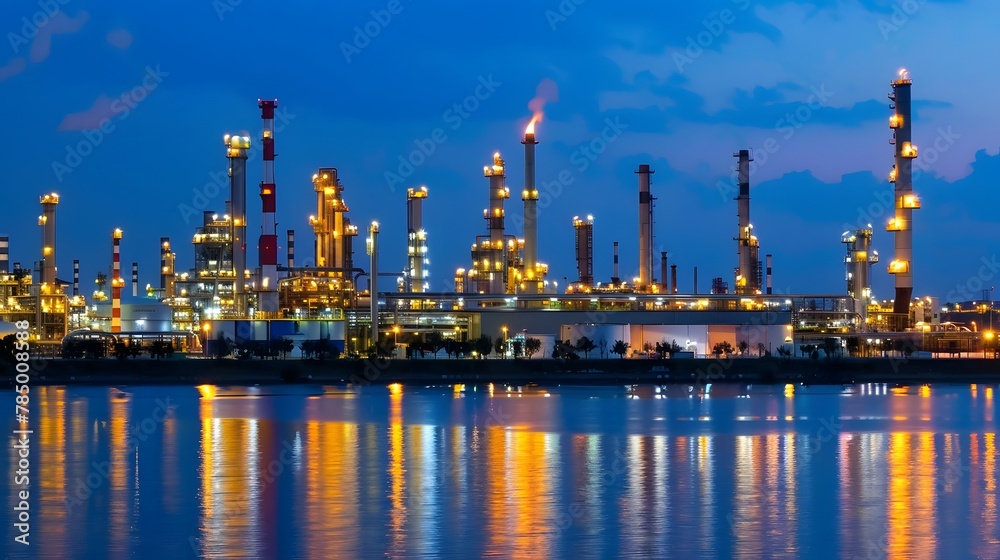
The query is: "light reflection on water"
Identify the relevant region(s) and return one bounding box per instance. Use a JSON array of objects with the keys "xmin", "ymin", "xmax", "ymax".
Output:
[{"xmin": 2, "ymin": 383, "xmax": 999, "ymax": 559}]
